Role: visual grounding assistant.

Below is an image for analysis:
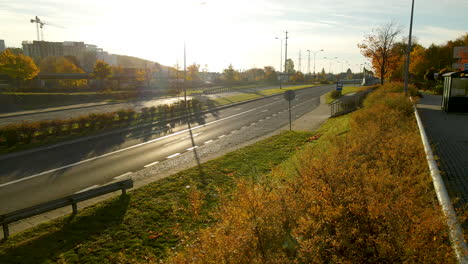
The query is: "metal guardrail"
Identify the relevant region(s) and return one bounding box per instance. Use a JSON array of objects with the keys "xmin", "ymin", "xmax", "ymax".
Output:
[
  {"xmin": 0, "ymin": 179, "xmax": 133, "ymax": 240},
  {"xmin": 203, "ymin": 86, "xmax": 234, "ymax": 94},
  {"xmin": 330, "ymin": 89, "xmax": 373, "ymax": 117},
  {"xmin": 411, "ymin": 99, "xmax": 468, "ymax": 264}
]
